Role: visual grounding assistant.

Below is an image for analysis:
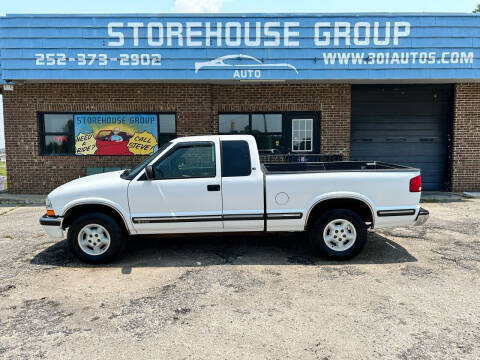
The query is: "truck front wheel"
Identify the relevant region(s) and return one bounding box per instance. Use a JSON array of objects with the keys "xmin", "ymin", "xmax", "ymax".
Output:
[
  {"xmin": 67, "ymin": 212, "xmax": 126, "ymax": 264},
  {"xmin": 310, "ymin": 209, "xmax": 367, "ymax": 260}
]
